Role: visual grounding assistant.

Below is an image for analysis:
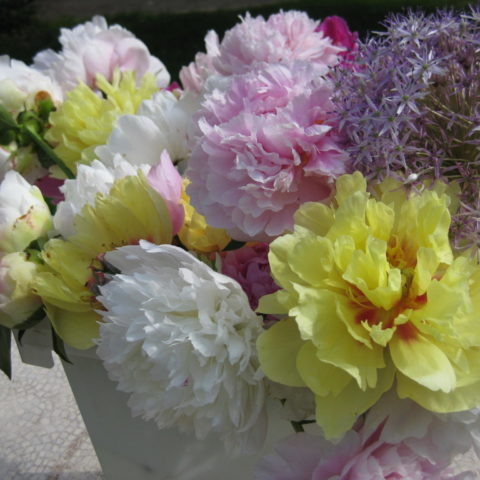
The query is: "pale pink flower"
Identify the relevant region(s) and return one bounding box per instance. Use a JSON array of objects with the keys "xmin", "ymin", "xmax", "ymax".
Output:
[
  {"xmin": 255, "ymin": 391, "xmax": 479, "ymax": 480},
  {"xmin": 186, "ymin": 64, "xmax": 348, "ymax": 241},
  {"xmin": 0, "ymin": 55, "xmax": 63, "ymax": 114},
  {"xmin": 220, "ymin": 243, "xmax": 279, "ymax": 311},
  {"xmin": 180, "ymin": 11, "xmax": 343, "ymax": 93},
  {"xmin": 146, "ymin": 150, "xmax": 184, "ymax": 235},
  {"xmin": 33, "ymin": 16, "xmax": 170, "ymax": 92},
  {"xmin": 213, "ymin": 11, "xmax": 342, "ymax": 75},
  {"xmin": 256, "ymin": 431, "xmax": 472, "ymax": 480},
  {"xmin": 180, "ymin": 30, "xmax": 220, "ymax": 93},
  {"xmin": 200, "ymin": 62, "xmax": 325, "ymax": 126}
]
